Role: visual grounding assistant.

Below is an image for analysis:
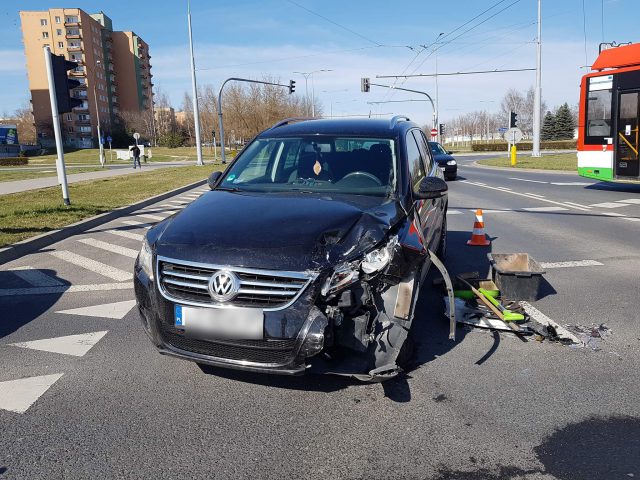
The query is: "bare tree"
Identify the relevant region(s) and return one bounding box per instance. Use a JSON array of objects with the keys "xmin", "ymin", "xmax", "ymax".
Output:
[{"xmin": 11, "ymin": 103, "xmax": 37, "ymax": 145}]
